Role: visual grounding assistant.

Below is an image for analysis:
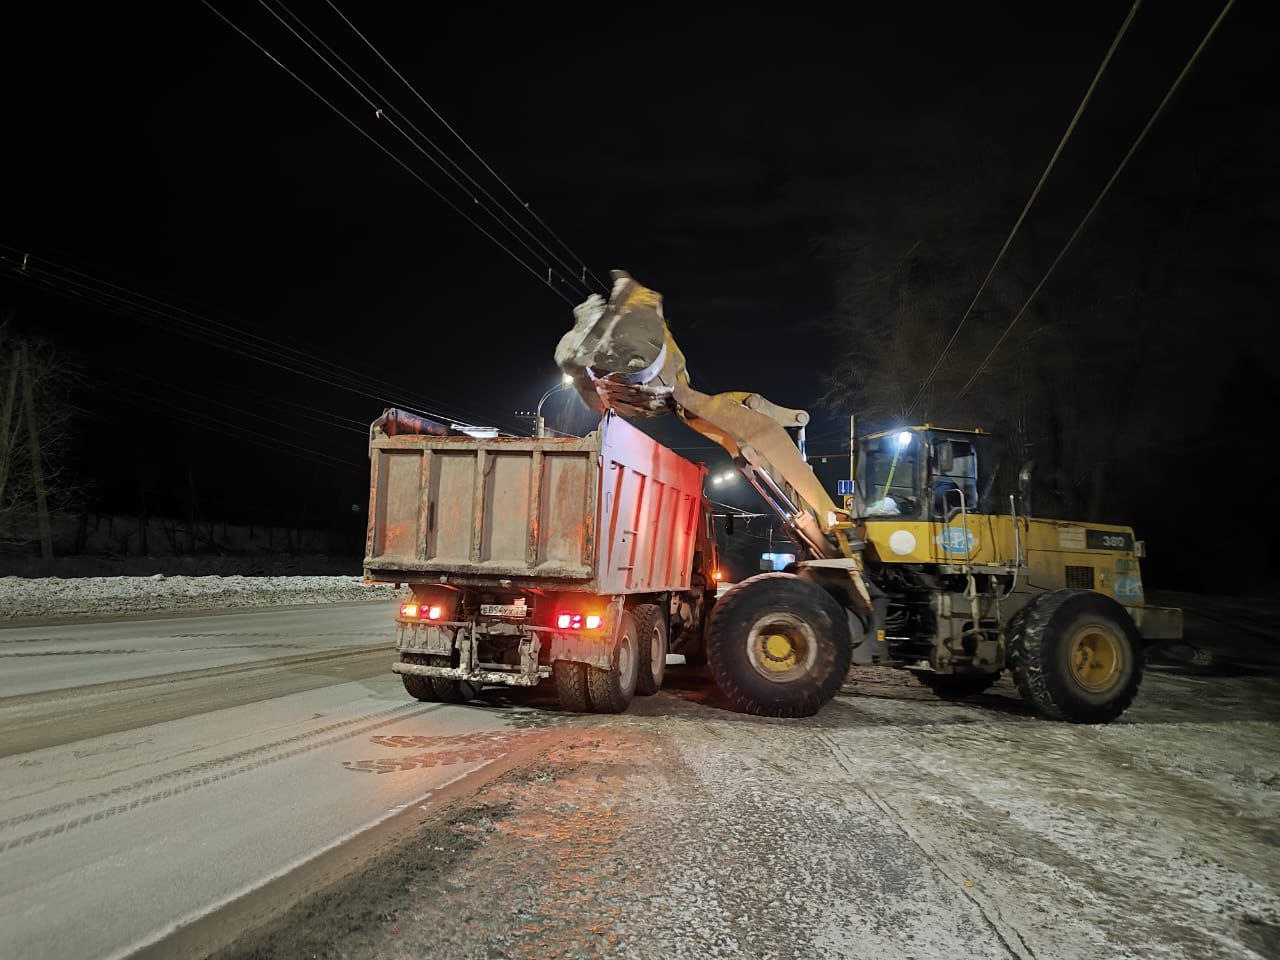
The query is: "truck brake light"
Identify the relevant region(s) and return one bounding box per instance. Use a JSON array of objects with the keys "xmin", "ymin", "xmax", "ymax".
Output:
[
  {"xmin": 400, "ymin": 603, "xmax": 444, "ymax": 621},
  {"xmin": 556, "ymin": 611, "xmax": 603, "ymax": 631}
]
